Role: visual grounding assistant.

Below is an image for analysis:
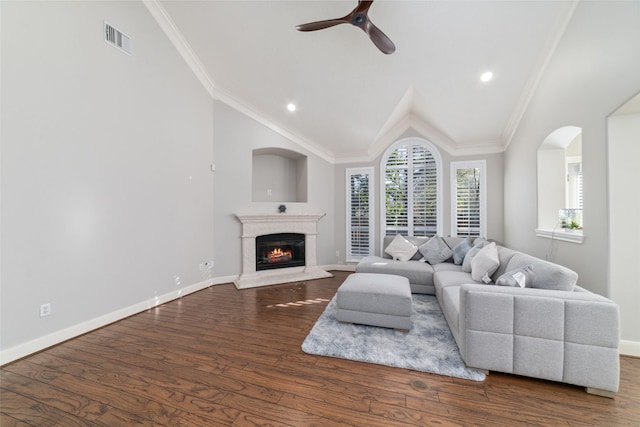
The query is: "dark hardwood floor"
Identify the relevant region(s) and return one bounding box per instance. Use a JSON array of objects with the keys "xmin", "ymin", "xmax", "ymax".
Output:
[{"xmin": 2, "ymin": 271, "xmax": 639, "ymax": 426}]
